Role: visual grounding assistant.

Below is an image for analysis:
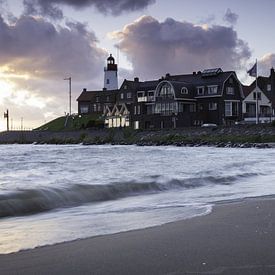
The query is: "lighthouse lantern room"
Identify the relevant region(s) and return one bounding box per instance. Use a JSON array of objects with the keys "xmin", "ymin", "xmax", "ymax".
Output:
[{"xmin": 104, "ymin": 54, "xmax": 118, "ymax": 90}]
